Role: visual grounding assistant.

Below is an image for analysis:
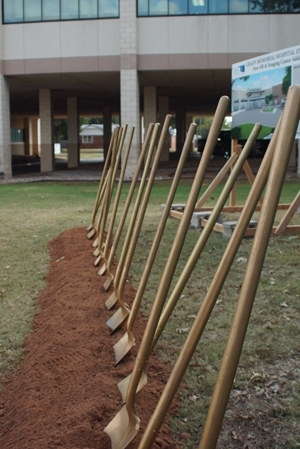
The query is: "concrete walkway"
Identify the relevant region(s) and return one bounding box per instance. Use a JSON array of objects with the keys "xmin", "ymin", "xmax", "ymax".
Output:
[{"xmin": 1, "ymin": 156, "xmax": 297, "ymax": 185}]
